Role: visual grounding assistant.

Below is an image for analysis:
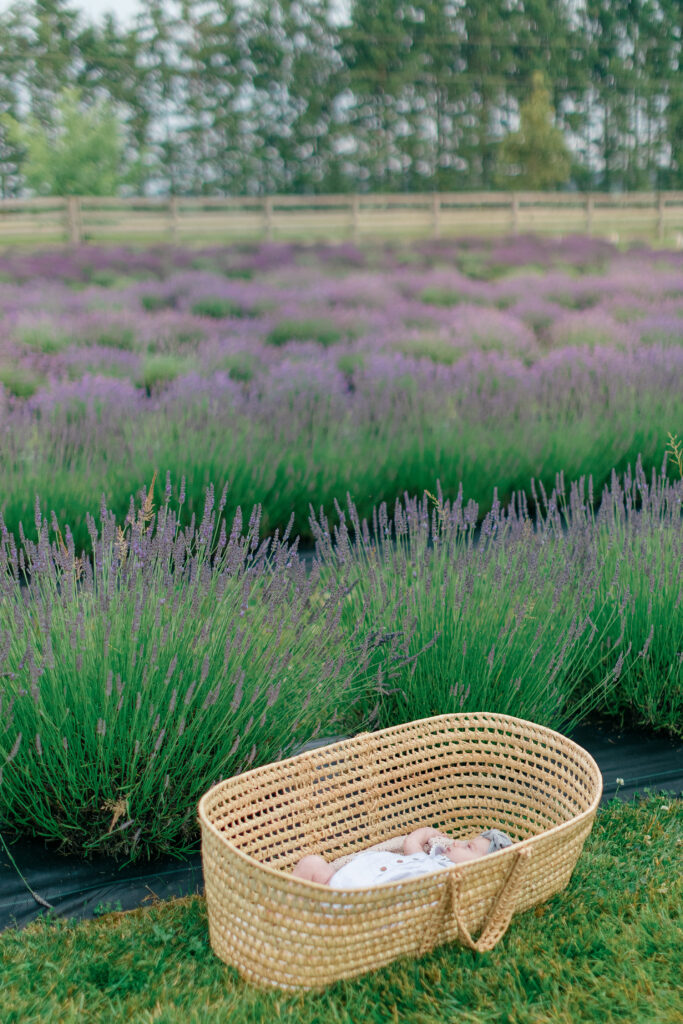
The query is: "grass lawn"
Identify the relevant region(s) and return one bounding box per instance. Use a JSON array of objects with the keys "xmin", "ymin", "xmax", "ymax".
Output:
[{"xmin": 0, "ymin": 794, "xmax": 680, "ymax": 1023}]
